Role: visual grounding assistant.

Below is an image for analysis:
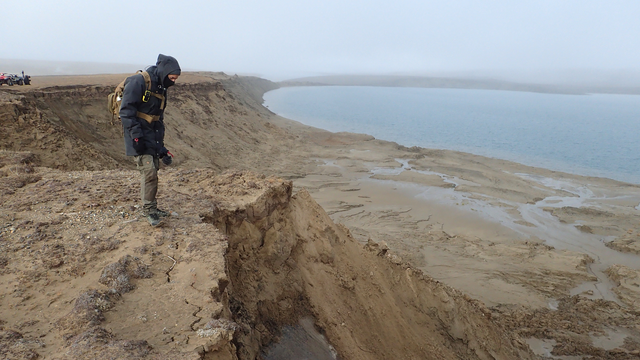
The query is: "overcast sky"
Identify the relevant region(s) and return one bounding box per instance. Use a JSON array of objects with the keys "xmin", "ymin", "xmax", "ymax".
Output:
[{"xmin": 1, "ymin": 0, "xmax": 639, "ymax": 82}]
